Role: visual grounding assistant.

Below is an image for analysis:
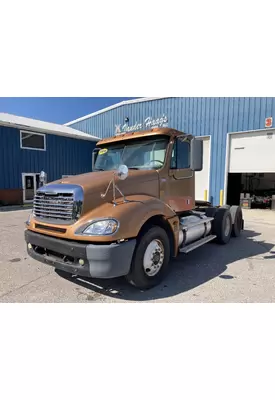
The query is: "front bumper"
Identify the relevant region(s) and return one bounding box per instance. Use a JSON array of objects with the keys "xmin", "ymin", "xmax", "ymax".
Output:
[{"xmin": 24, "ymin": 230, "xmax": 136, "ymax": 279}]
